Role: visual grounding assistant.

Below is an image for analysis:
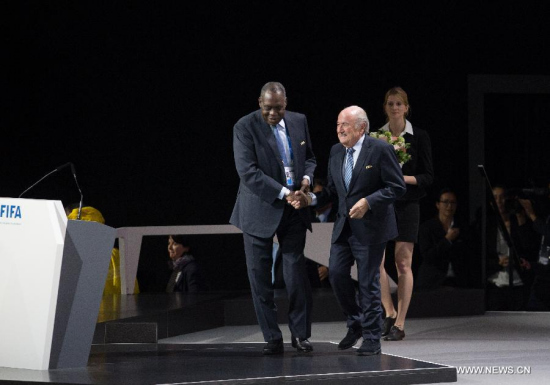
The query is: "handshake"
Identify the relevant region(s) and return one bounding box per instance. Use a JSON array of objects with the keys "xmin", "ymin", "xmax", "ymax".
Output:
[{"xmin": 285, "ymin": 179, "xmax": 313, "ymax": 210}]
